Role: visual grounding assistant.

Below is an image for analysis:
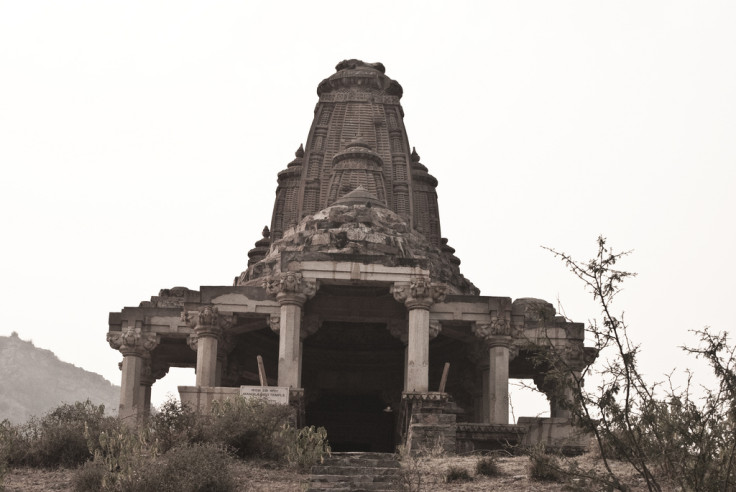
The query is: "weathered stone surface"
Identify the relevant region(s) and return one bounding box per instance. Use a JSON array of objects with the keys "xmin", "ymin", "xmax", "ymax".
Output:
[
  {"xmin": 239, "ymin": 189, "xmax": 478, "ymax": 295},
  {"xmin": 108, "ymin": 60, "xmax": 600, "ymax": 455}
]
